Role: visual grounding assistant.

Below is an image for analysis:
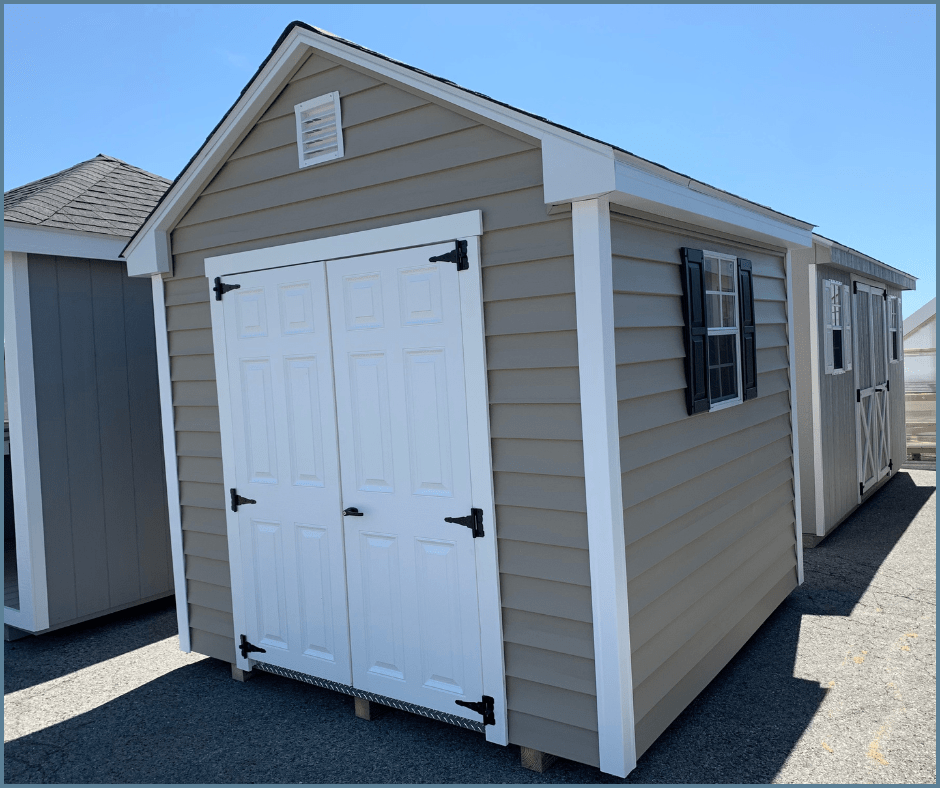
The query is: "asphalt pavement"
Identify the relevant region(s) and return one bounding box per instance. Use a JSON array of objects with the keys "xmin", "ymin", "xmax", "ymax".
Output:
[{"xmin": 4, "ymin": 469, "xmax": 935, "ymax": 784}]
